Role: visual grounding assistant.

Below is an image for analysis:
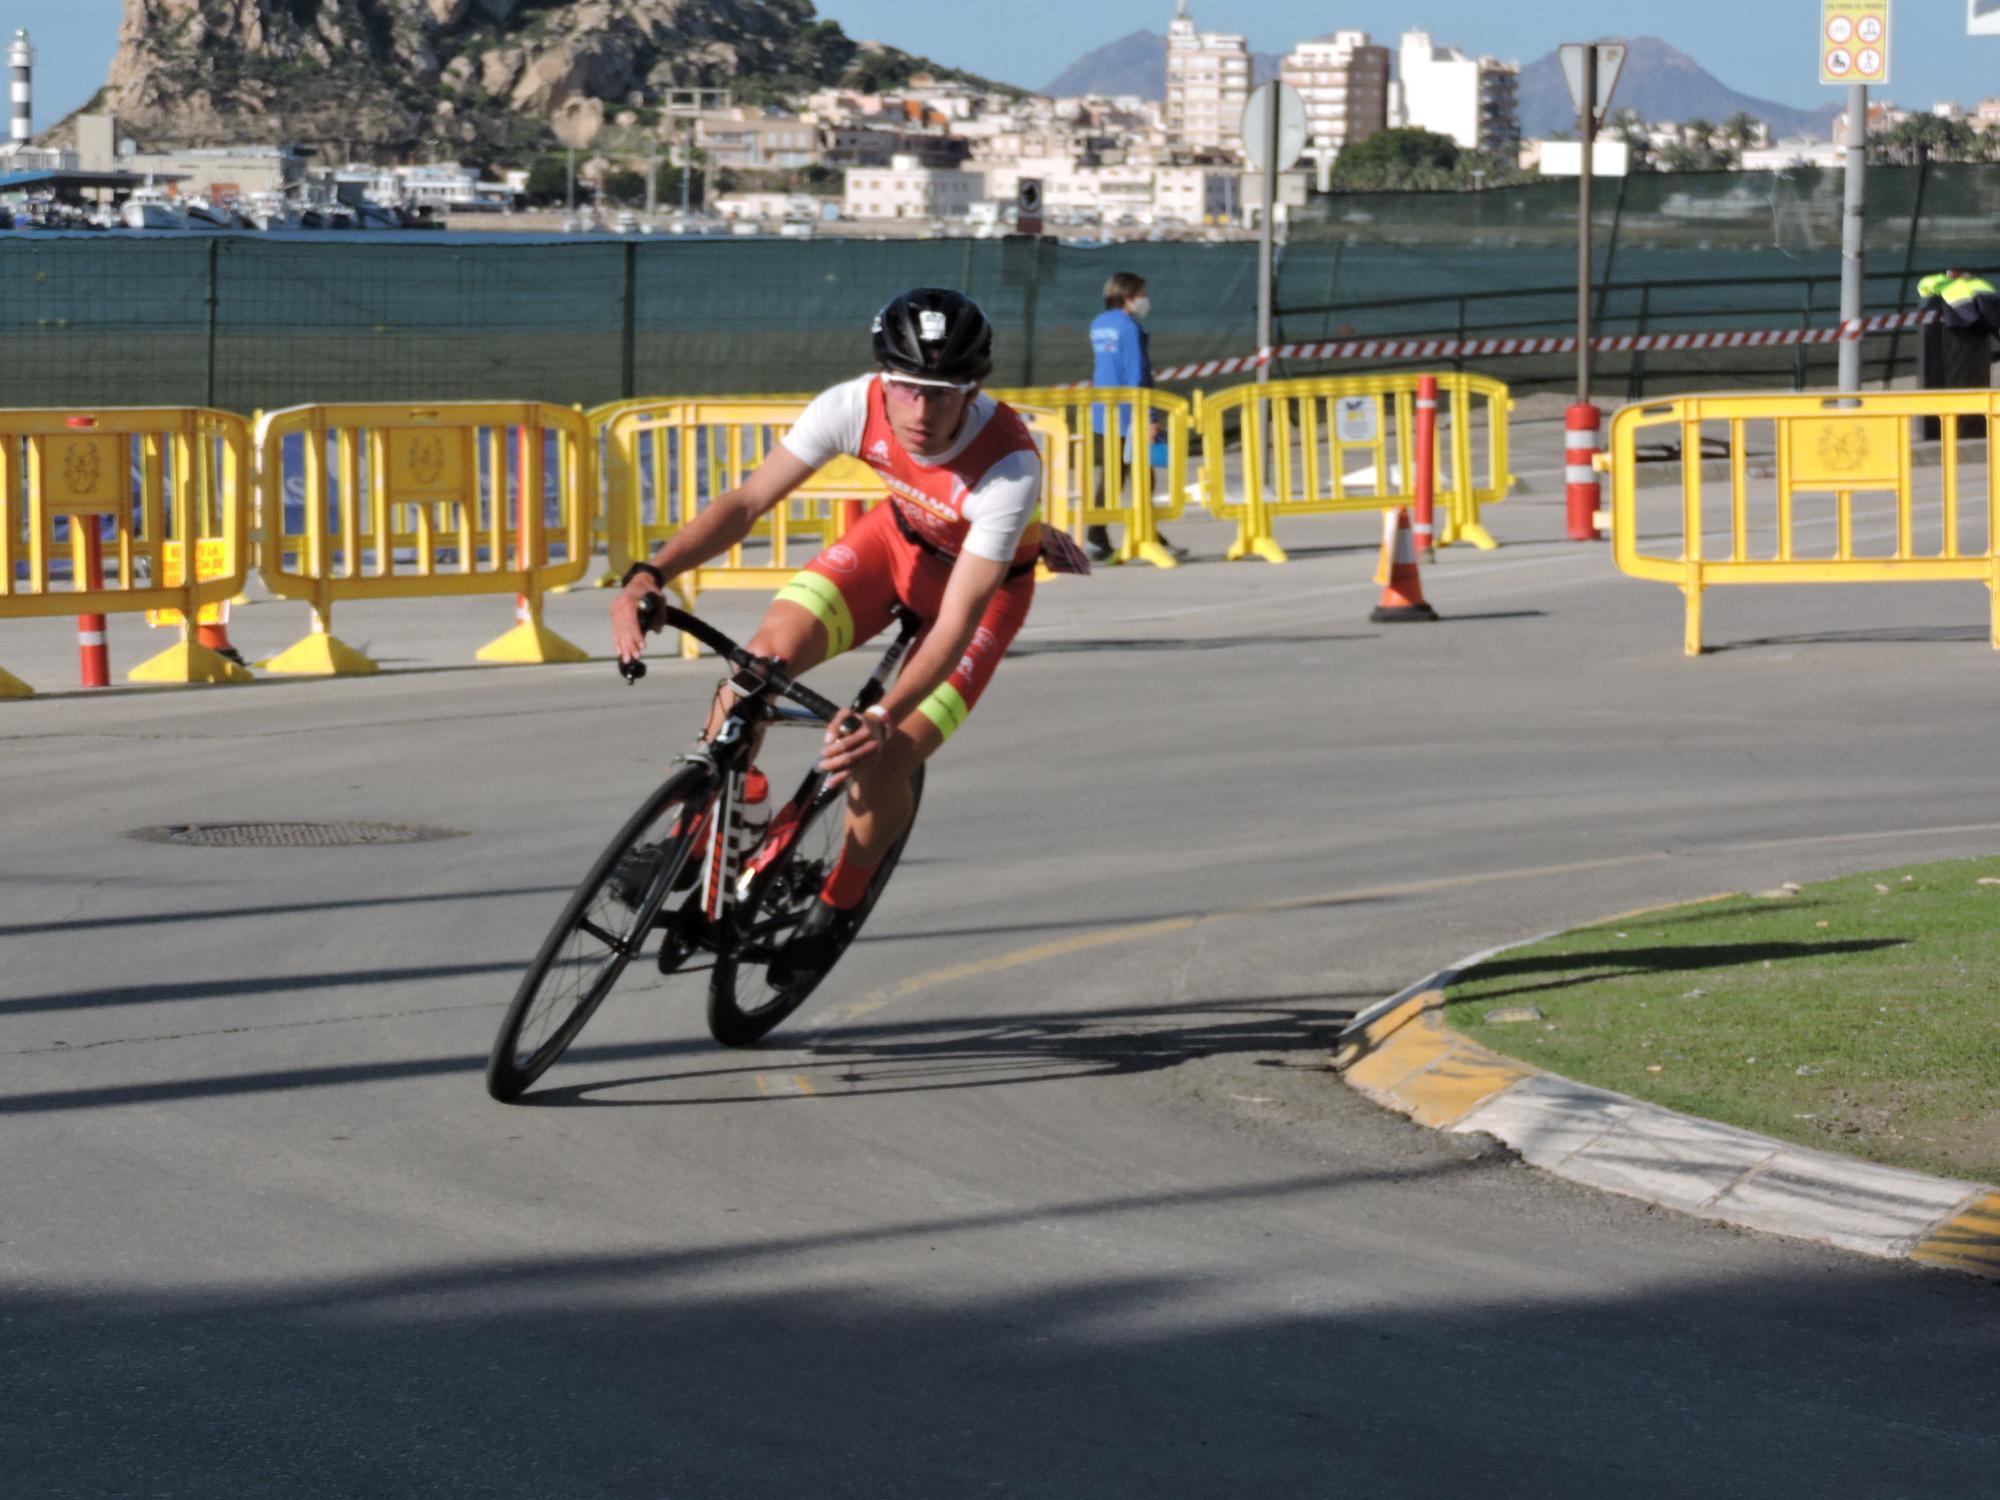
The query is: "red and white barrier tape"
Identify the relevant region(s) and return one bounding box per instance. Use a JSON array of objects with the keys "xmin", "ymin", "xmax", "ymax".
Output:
[{"xmin": 1142, "ymin": 310, "xmax": 1939, "ymax": 384}]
